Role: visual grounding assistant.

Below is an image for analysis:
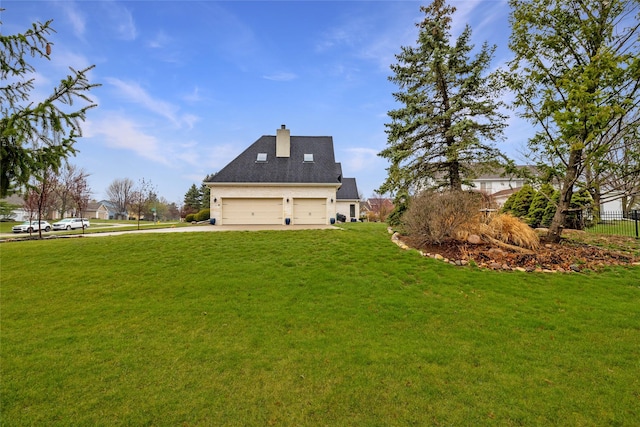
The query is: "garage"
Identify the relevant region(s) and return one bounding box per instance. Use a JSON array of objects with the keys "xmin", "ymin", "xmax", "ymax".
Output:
[
  {"xmin": 293, "ymin": 198, "xmax": 327, "ymax": 225},
  {"xmin": 221, "ymin": 198, "xmax": 283, "ymax": 225}
]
